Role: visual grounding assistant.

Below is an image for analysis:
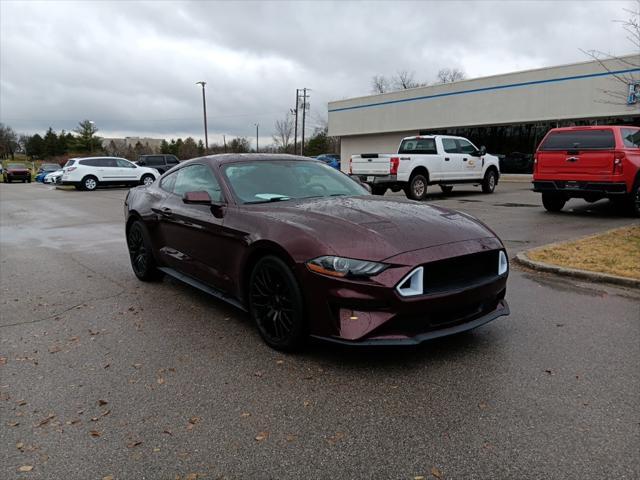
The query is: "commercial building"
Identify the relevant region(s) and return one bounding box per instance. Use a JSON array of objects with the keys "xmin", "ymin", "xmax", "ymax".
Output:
[{"xmin": 328, "ymin": 55, "xmax": 639, "ymax": 173}]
